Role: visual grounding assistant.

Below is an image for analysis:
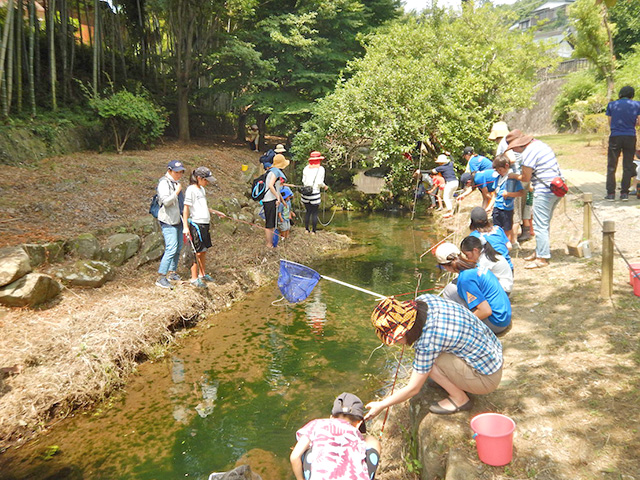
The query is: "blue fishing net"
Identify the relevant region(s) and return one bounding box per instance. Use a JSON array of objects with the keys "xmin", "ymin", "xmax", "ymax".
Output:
[{"xmin": 278, "ymin": 260, "xmax": 321, "ymax": 303}]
